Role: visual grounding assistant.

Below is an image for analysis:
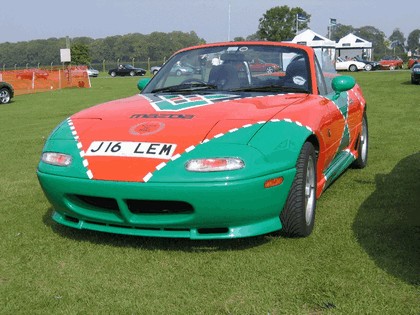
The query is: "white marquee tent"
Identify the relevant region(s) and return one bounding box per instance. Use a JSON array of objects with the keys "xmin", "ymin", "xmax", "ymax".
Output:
[
  {"xmin": 336, "ymin": 33, "xmax": 373, "ymax": 60},
  {"xmin": 290, "ymin": 29, "xmax": 336, "ymax": 68}
]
